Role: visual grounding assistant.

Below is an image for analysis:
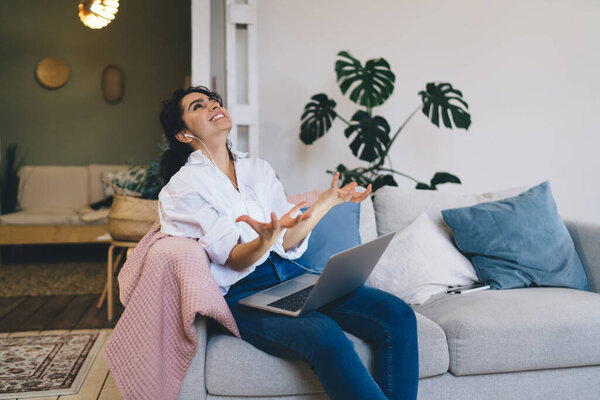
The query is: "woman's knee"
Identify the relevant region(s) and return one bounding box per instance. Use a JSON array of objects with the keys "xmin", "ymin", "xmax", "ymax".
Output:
[
  {"xmin": 370, "ymin": 289, "xmax": 418, "ymax": 334},
  {"xmin": 299, "ymin": 315, "xmax": 354, "ymax": 359}
]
